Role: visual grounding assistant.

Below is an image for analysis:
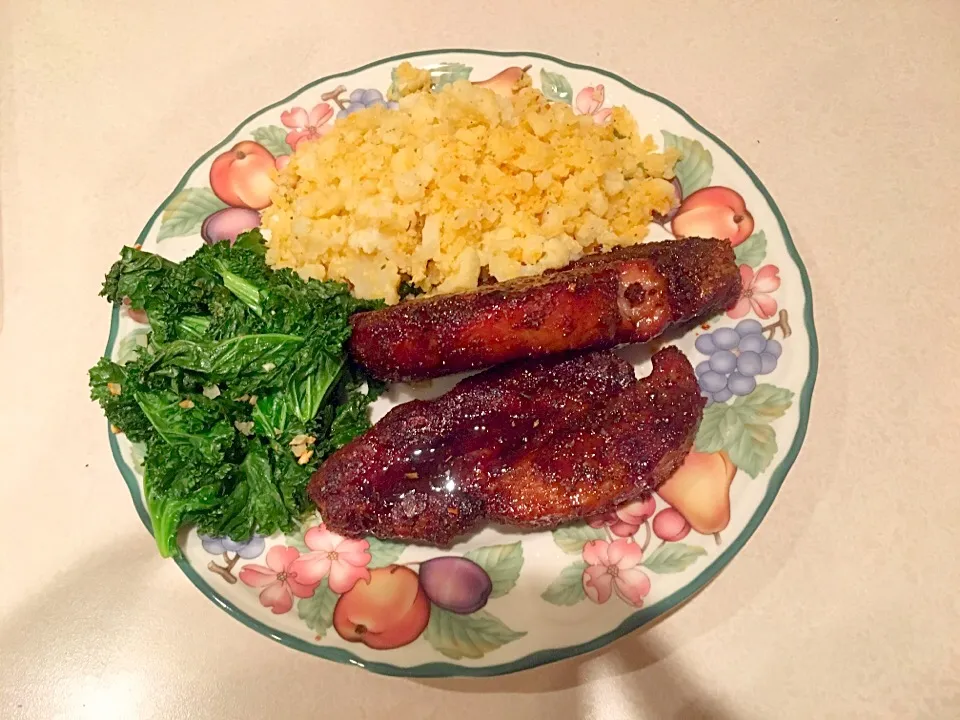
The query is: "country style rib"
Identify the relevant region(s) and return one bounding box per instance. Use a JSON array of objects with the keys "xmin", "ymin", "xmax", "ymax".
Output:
[
  {"xmin": 349, "ymin": 237, "xmax": 740, "ymax": 381},
  {"xmin": 310, "ymin": 347, "xmax": 704, "ymax": 545}
]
